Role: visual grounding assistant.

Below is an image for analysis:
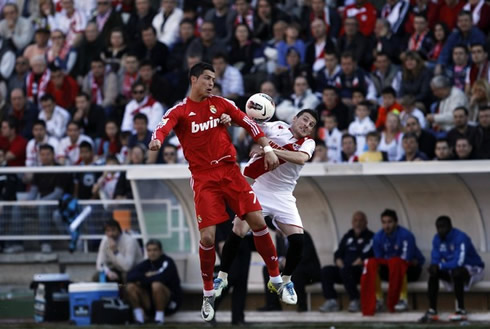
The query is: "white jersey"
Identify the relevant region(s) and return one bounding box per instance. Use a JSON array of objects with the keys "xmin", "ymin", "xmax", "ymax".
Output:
[
  {"xmin": 348, "ymin": 116, "xmax": 376, "ymax": 155},
  {"xmin": 121, "ymin": 96, "xmax": 164, "ymax": 133},
  {"xmin": 56, "ymin": 134, "xmax": 93, "ymax": 165},
  {"xmin": 323, "ymin": 127, "xmax": 342, "ymax": 163},
  {"xmin": 245, "ymin": 121, "xmax": 315, "ymax": 193},
  {"xmin": 25, "ymin": 136, "xmax": 59, "ymax": 167},
  {"xmin": 378, "ymin": 132, "xmax": 404, "ymax": 162},
  {"xmin": 39, "ymin": 106, "xmax": 71, "ymax": 140},
  {"xmin": 54, "ymin": 9, "xmax": 87, "ymax": 47}
]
